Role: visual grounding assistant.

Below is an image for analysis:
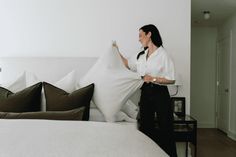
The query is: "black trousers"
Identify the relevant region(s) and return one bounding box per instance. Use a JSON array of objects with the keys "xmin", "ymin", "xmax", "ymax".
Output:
[{"xmin": 138, "ymin": 83, "xmax": 177, "ymax": 157}]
